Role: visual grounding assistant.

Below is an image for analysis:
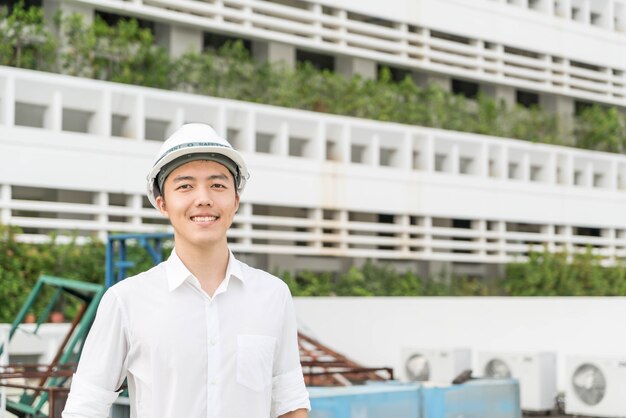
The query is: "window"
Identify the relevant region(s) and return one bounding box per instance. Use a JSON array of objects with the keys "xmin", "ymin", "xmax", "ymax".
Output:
[
  {"xmin": 226, "ymin": 128, "xmax": 241, "ymax": 150},
  {"xmin": 145, "ymin": 119, "xmax": 169, "ymax": 141},
  {"xmin": 489, "ymin": 159, "xmax": 497, "ymax": 177},
  {"xmin": 593, "ymin": 173, "xmax": 604, "ymax": 188},
  {"xmin": 530, "ymin": 165, "xmax": 543, "ymax": 182},
  {"xmin": 452, "ymin": 79, "xmax": 479, "ymax": 99},
  {"xmin": 378, "ymin": 65, "xmax": 412, "ymax": 82},
  {"xmin": 590, "ymin": 12, "xmax": 602, "ymax": 26},
  {"xmin": 326, "ymin": 141, "xmax": 338, "ymax": 161},
  {"xmin": 379, "ymin": 148, "xmax": 396, "ymax": 167},
  {"xmin": 296, "ymin": 50, "xmax": 334, "ymax": 71},
  {"xmin": 459, "ymin": 157, "xmax": 474, "ymax": 175},
  {"xmin": 573, "ymin": 227, "xmax": 601, "ymax": 237},
  {"xmin": 508, "ymin": 163, "xmax": 519, "ymax": 179},
  {"xmin": 574, "ymin": 170, "xmax": 584, "ymax": 185},
  {"xmin": 288, "ymin": 137, "xmax": 309, "ymax": 157},
  {"xmin": 516, "ymin": 90, "xmax": 539, "ymax": 108},
  {"xmin": 435, "ymin": 154, "xmax": 447, "ymax": 172},
  {"xmin": 453, "ymin": 219, "xmax": 472, "ymax": 229},
  {"xmin": 351, "ymin": 144, "xmax": 366, "ymax": 163},
  {"xmin": 96, "ymin": 10, "xmax": 155, "ymax": 32},
  {"xmin": 204, "ymin": 32, "xmax": 252, "ymax": 53},
  {"xmin": 15, "ymin": 103, "xmax": 45, "ymax": 128},
  {"xmin": 63, "ymin": 108, "xmax": 93, "ymax": 133},
  {"xmin": 255, "ymin": 133, "xmax": 275, "ymax": 154},
  {"xmin": 574, "ymin": 100, "xmax": 594, "ymax": 116},
  {"xmin": 111, "ymin": 114, "xmax": 128, "ymax": 137}
]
